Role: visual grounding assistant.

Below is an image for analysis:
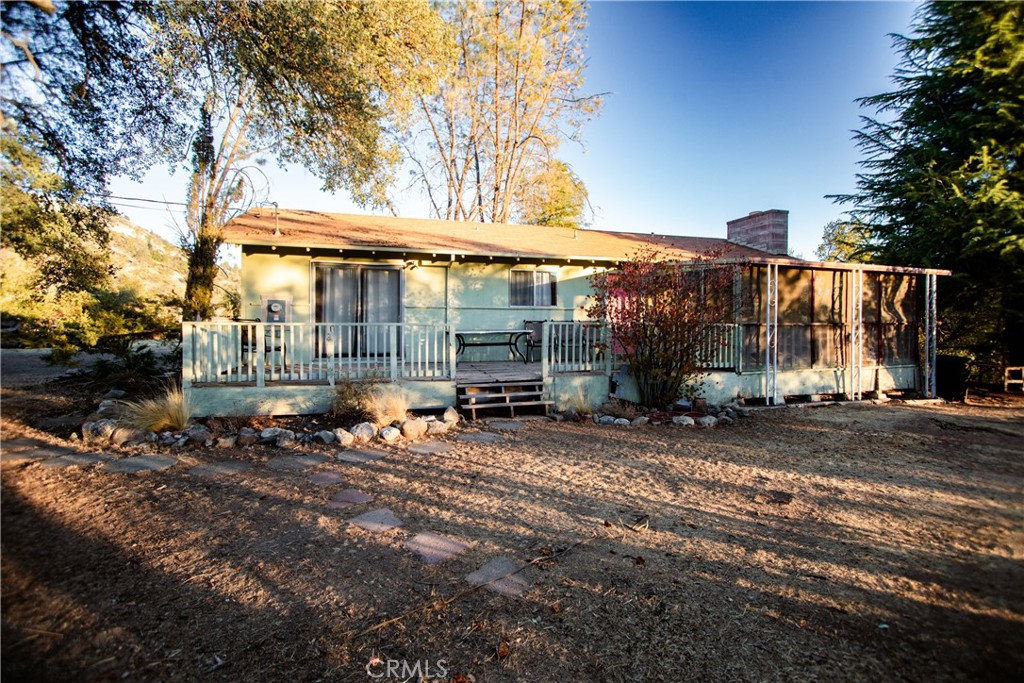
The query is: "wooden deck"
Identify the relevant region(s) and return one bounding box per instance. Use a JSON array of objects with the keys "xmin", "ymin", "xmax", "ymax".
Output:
[{"xmin": 455, "ymin": 361, "xmax": 542, "ymax": 385}]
